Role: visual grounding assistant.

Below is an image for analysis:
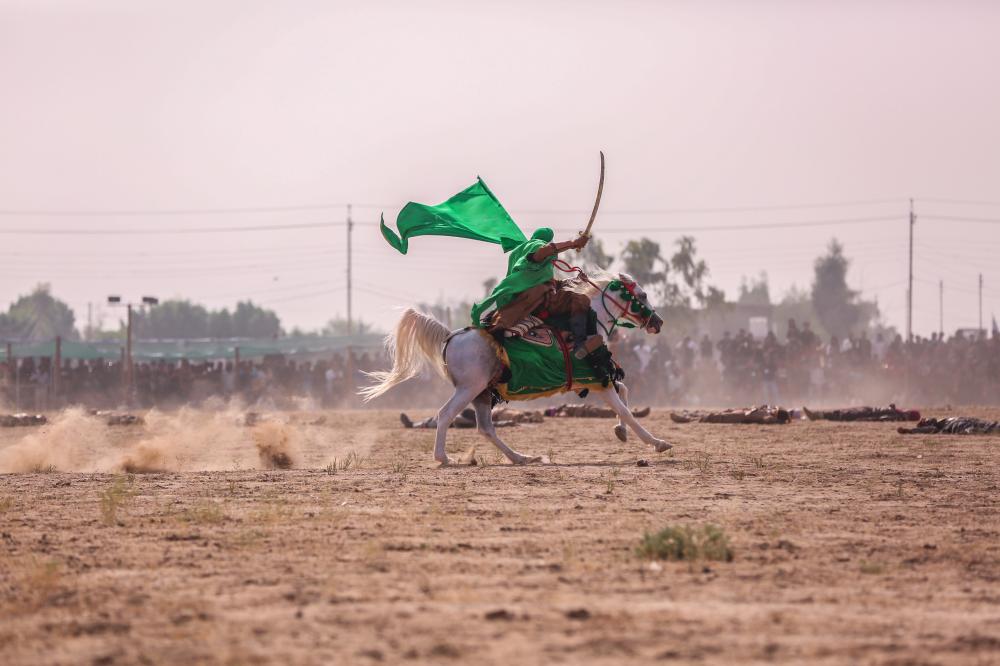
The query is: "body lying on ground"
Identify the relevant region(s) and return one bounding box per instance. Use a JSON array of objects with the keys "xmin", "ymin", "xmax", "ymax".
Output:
[
  {"xmin": 401, "ymin": 407, "xmax": 523, "ymax": 429},
  {"xmin": 897, "ymin": 417, "xmax": 1000, "ymax": 435},
  {"xmin": 400, "ymin": 403, "xmax": 650, "ymax": 429},
  {"xmin": 90, "ymin": 410, "xmax": 145, "ymax": 426},
  {"xmin": 0, "ymin": 413, "xmax": 47, "ymax": 427},
  {"xmin": 803, "ymin": 404, "xmax": 919, "ymax": 422},
  {"xmin": 544, "ymin": 403, "xmax": 650, "ymax": 418},
  {"xmin": 670, "ymin": 405, "xmax": 791, "ymax": 425}
]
